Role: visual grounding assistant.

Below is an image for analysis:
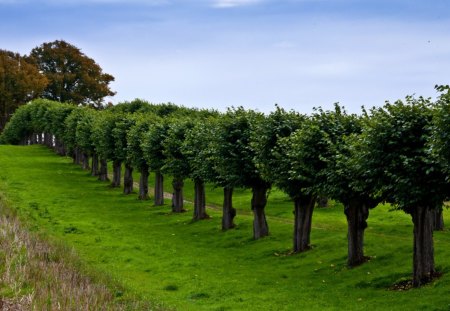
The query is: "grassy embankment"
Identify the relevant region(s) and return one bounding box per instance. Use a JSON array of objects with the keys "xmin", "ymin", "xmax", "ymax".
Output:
[{"xmin": 0, "ymin": 145, "xmax": 450, "ymax": 310}]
